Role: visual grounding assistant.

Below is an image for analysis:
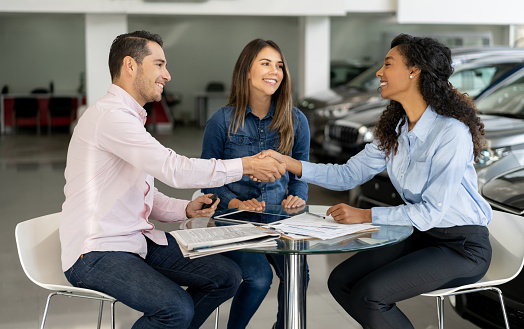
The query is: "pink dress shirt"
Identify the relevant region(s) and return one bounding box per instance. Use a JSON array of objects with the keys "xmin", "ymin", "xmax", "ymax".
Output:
[{"xmin": 60, "ymin": 84, "xmax": 243, "ymax": 271}]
